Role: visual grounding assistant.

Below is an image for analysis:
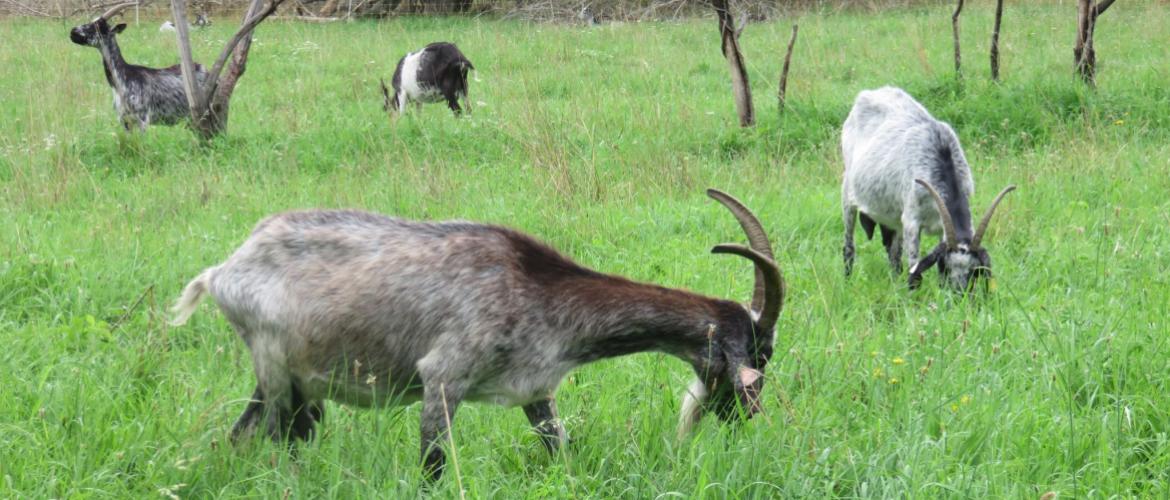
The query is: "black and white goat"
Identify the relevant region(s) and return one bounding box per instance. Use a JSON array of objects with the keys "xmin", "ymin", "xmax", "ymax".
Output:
[
  {"xmin": 170, "ymin": 189, "xmax": 784, "ymax": 480},
  {"xmin": 70, "ymin": 3, "xmax": 207, "ymax": 131},
  {"xmin": 380, "ymin": 42, "xmax": 474, "ymax": 117},
  {"xmin": 841, "ymin": 86, "xmax": 1015, "ymax": 292}
]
